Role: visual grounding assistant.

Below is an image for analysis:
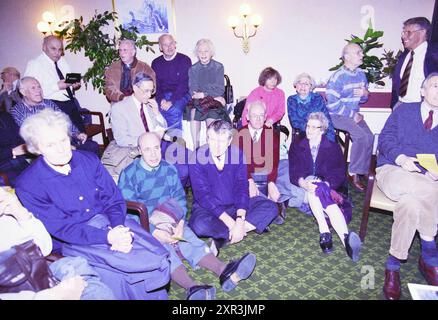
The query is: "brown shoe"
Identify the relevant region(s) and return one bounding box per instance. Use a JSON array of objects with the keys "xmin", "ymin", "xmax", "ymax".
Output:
[
  {"xmin": 383, "ymin": 269, "xmax": 401, "ymax": 300},
  {"xmin": 418, "ymin": 256, "xmax": 438, "ymax": 285},
  {"xmin": 348, "ymin": 174, "xmax": 365, "ymax": 192}
]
